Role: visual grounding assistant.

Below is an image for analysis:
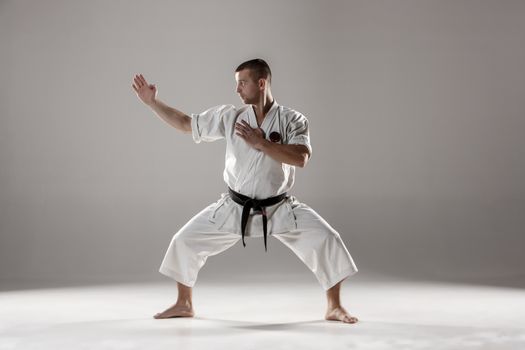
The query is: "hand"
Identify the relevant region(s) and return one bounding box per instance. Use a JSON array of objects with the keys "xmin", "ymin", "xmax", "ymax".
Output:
[
  {"xmin": 132, "ymin": 74, "xmax": 157, "ymax": 106},
  {"xmin": 235, "ymin": 120, "xmax": 266, "ymax": 150}
]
